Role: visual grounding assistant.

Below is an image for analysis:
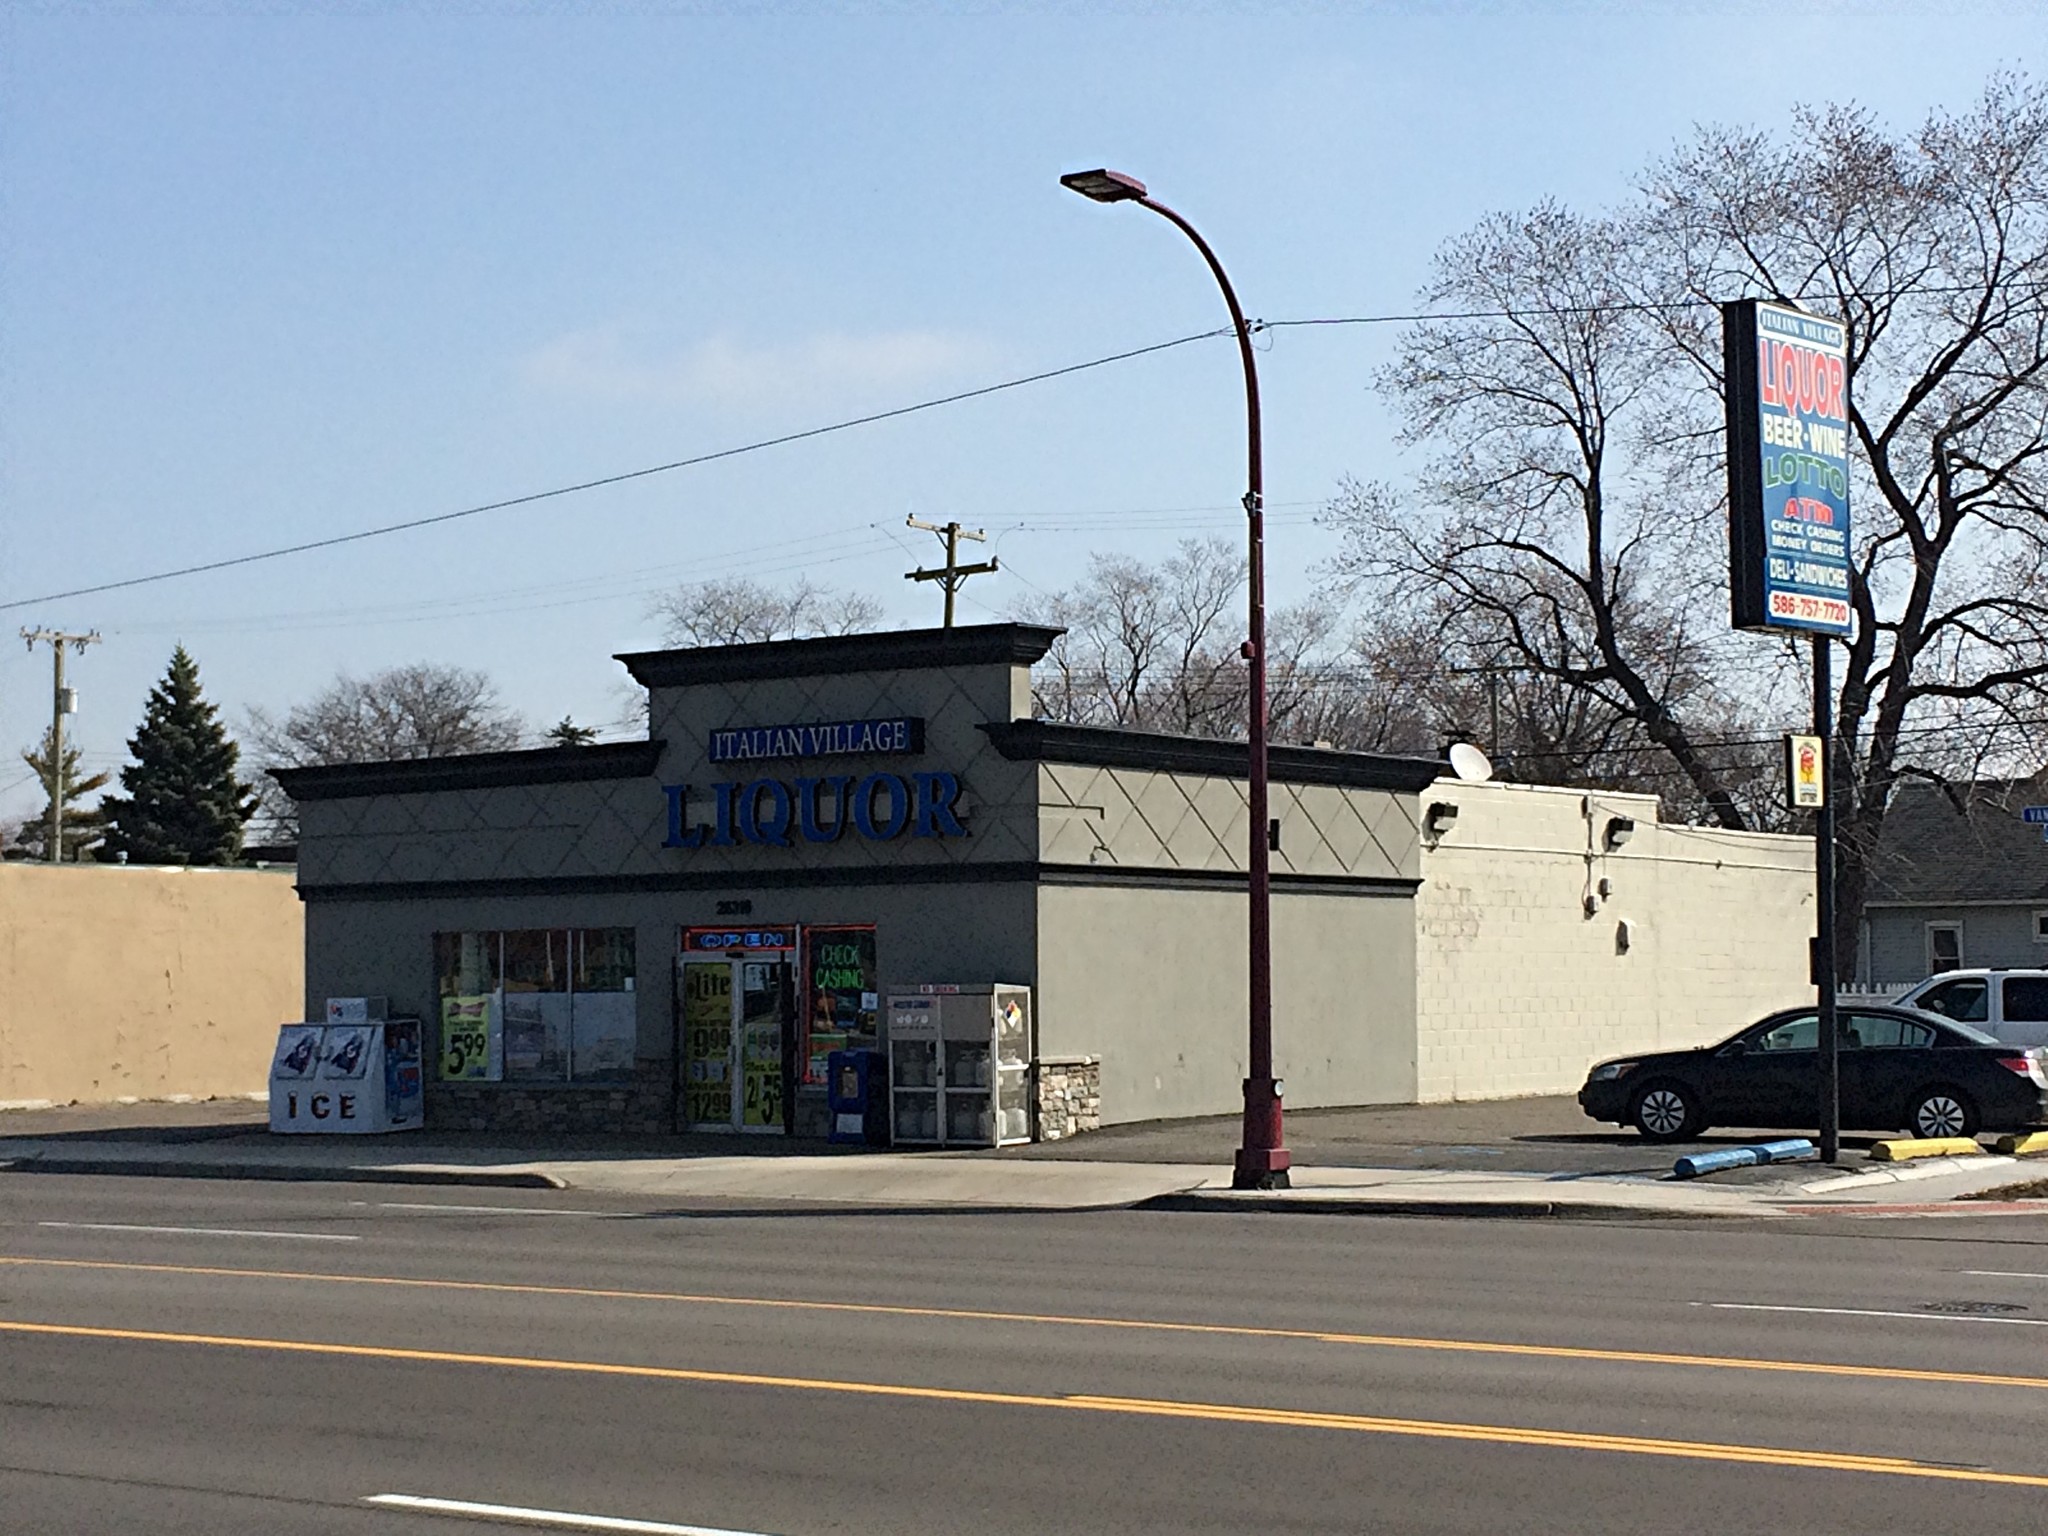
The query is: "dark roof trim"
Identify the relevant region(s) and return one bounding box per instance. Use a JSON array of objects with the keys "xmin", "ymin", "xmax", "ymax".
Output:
[
  {"xmin": 272, "ymin": 741, "xmax": 665, "ymax": 802},
  {"xmin": 616, "ymin": 623, "xmax": 1063, "ymax": 688},
  {"xmin": 978, "ymin": 720, "xmax": 1444, "ymax": 792},
  {"xmin": 294, "ymin": 861, "xmax": 1418, "ymax": 903}
]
